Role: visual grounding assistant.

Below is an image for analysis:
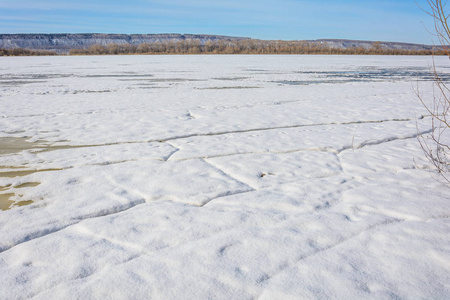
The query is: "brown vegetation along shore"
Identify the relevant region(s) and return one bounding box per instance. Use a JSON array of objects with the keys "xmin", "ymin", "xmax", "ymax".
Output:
[
  {"xmin": 0, "ymin": 48, "xmax": 57, "ymax": 56},
  {"xmin": 65, "ymin": 40, "xmax": 446, "ymax": 55},
  {"xmin": 0, "ymin": 40, "xmax": 444, "ymax": 56}
]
